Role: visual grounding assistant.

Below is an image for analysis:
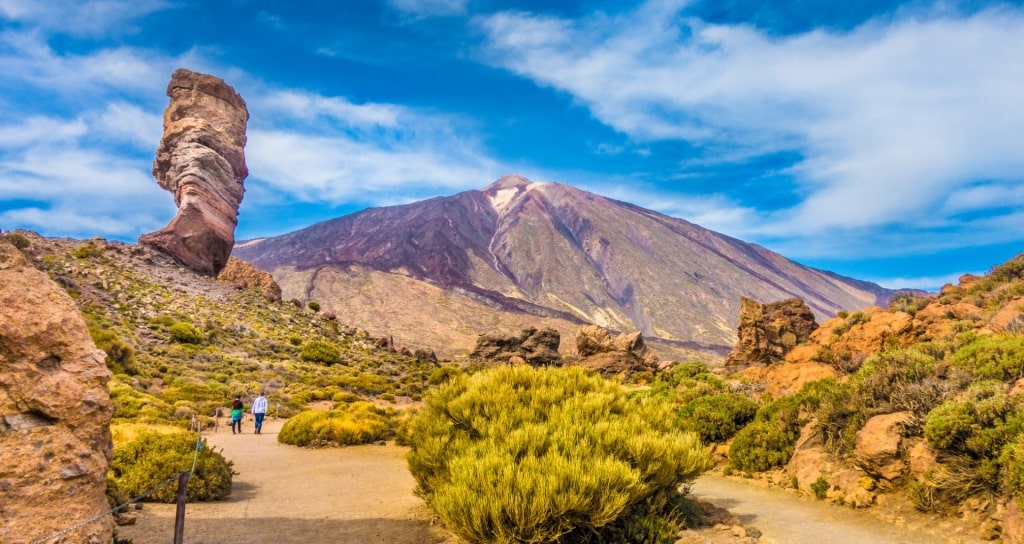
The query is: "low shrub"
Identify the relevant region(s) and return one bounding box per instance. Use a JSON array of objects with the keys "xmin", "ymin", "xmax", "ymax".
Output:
[
  {"xmin": 728, "ymin": 419, "xmax": 799, "ymax": 473},
  {"xmin": 408, "ymin": 366, "xmax": 710, "ymax": 544},
  {"xmin": 300, "ymin": 340, "xmax": 341, "ymax": 364},
  {"xmin": 3, "ymin": 231, "xmax": 30, "ymax": 249},
  {"xmin": 951, "ymin": 333, "xmax": 1024, "ymax": 382},
  {"xmin": 110, "ymin": 430, "xmax": 233, "ymax": 502},
  {"xmin": 811, "ymin": 477, "xmax": 829, "ymax": 500},
  {"xmin": 677, "ymin": 392, "xmax": 757, "ymax": 443},
  {"xmin": 169, "ymin": 322, "xmax": 203, "ymax": 344},
  {"xmin": 278, "ymin": 401, "xmax": 393, "ymax": 447},
  {"xmin": 921, "ymin": 382, "xmax": 1024, "ymax": 504}
]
